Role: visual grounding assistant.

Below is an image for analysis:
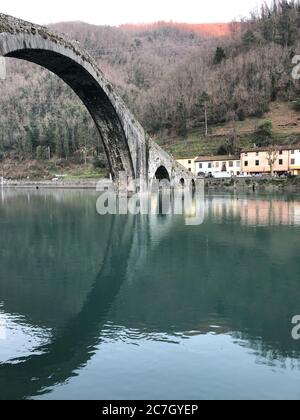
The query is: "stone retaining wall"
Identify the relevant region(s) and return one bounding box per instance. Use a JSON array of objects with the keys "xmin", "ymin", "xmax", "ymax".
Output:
[{"xmin": 205, "ymin": 177, "xmax": 300, "ymax": 193}]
